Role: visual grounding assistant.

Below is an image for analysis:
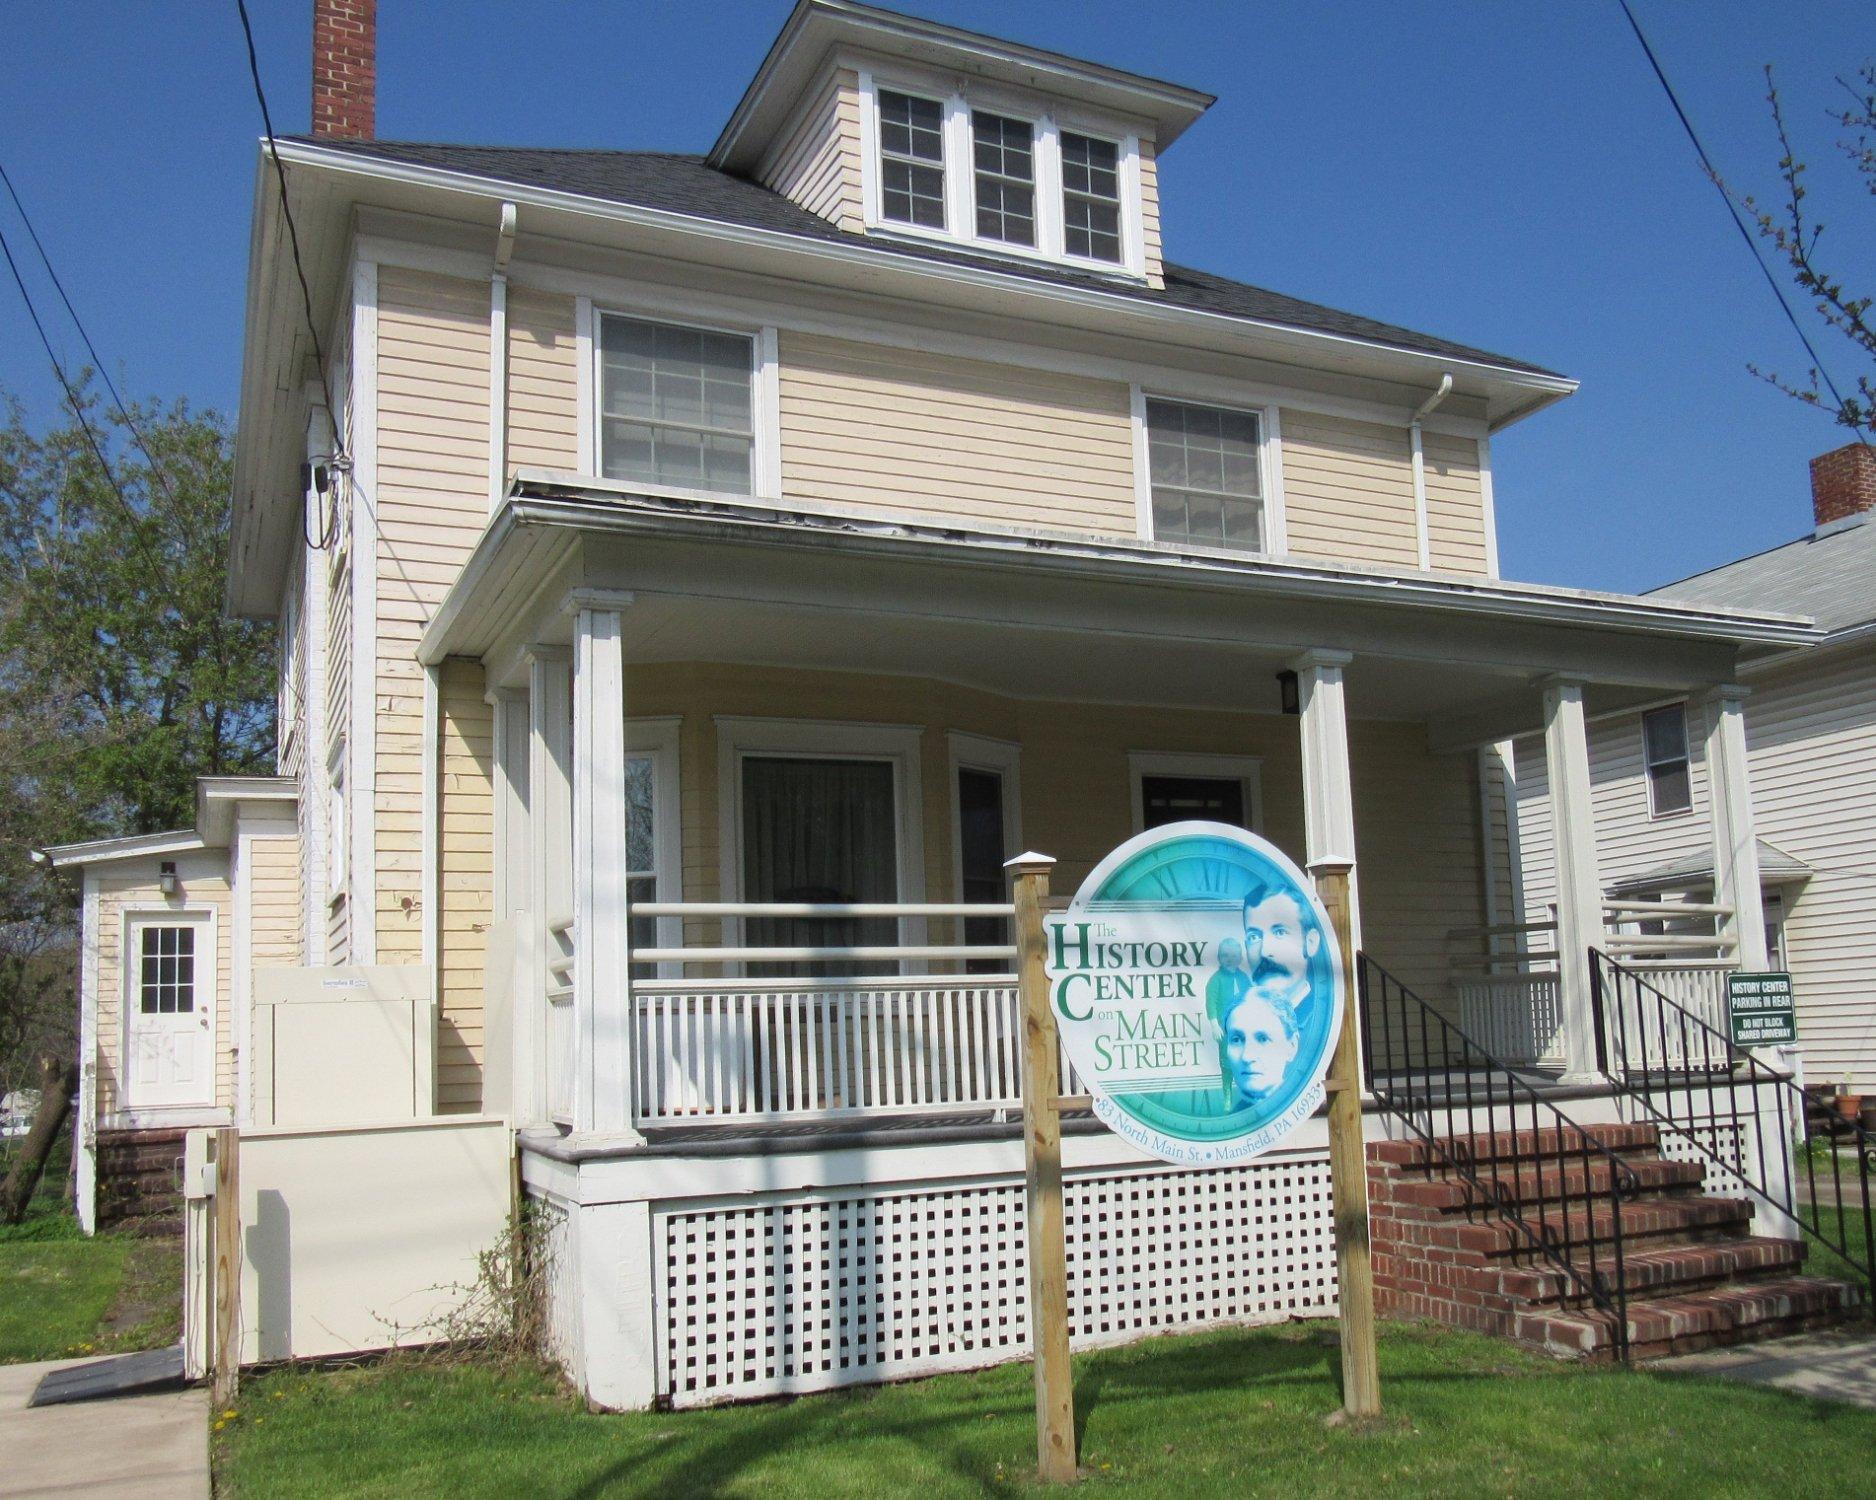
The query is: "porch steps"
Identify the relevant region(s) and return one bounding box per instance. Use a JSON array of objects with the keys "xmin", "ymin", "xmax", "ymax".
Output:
[
  {"xmin": 1367, "ymin": 1122, "xmax": 1862, "ymax": 1362},
  {"xmin": 95, "ymin": 1128, "xmax": 186, "ymax": 1235}
]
